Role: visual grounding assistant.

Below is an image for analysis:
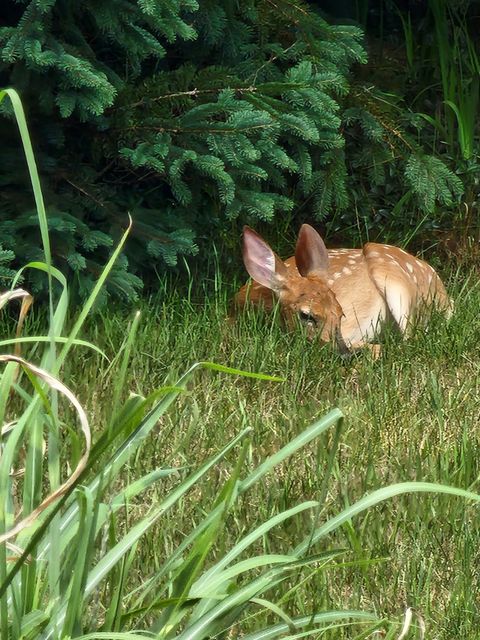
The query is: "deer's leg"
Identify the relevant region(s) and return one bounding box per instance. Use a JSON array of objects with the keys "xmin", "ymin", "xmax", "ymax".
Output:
[{"xmin": 346, "ymin": 341, "xmax": 382, "ymax": 359}]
